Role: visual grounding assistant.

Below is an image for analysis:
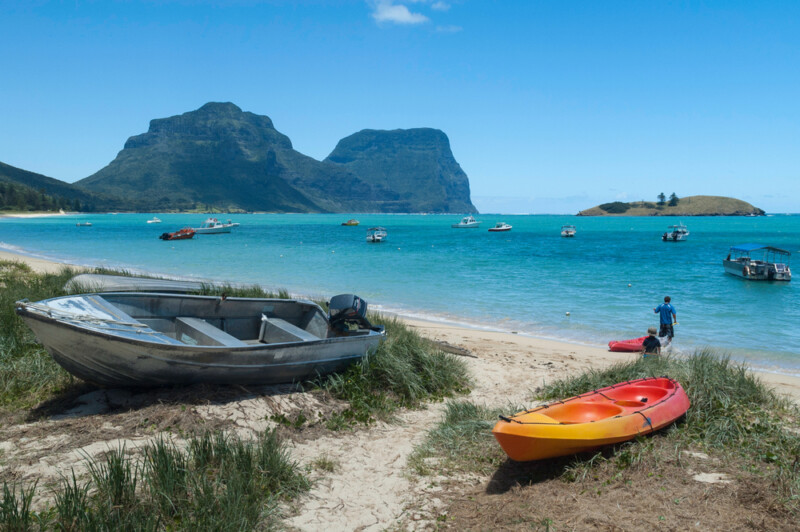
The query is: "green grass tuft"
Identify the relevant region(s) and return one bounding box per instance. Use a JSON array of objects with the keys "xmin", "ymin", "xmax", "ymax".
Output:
[
  {"xmin": 322, "ymin": 316, "xmax": 471, "ymax": 428},
  {"xmin": 1, "ymin": 429, "xmax": 309, "ymax": 530}
]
